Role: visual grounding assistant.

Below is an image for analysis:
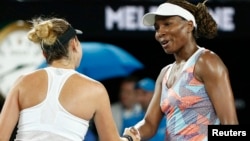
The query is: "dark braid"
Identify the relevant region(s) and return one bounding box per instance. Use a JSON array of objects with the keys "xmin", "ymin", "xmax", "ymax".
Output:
[{"xmin": 166, "ymin": 0, "xmax": 217, "ymax": 39}]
